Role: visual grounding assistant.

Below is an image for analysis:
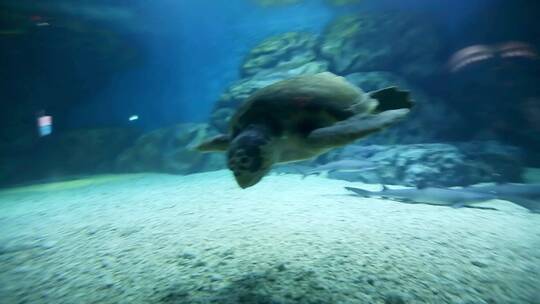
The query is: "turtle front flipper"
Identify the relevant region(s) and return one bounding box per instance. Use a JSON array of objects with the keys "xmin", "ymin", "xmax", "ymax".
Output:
[
  {"xmin": 369, "ymin": 87, "xmax": 413, "ymax": 112},
  {"xmin": 195, "ymin": 134, "xmax": 231, "ymax": 152},
  {"xmin": 307, "ymin": 109, "xmax": 410, "ymax": 148}
]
